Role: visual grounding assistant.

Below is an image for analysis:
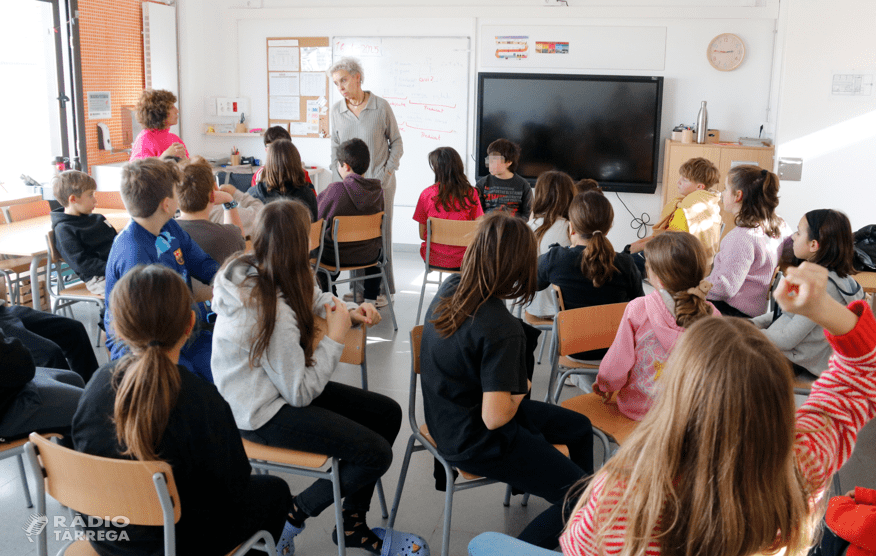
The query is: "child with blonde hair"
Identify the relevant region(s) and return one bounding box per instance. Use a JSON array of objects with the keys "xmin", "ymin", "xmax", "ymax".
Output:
[
  {"xmin": 595, "ymin": 231, "xmax": 719, "ymax": 420},
  {"xmin": 560, "ymin": 261, "xmax": 876, "ymax": 556}
]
